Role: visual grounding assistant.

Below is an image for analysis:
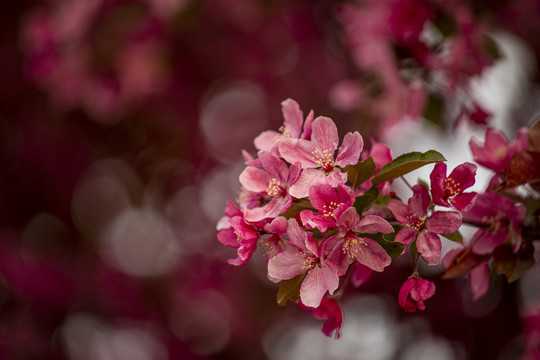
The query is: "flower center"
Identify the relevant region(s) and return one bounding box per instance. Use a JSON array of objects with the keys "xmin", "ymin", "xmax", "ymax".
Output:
[
  {"xmin": 277, "ymin": 125, "xmax": 292, "ymax": 139},
  {"xmin": 342, "ymin": 233, "xmax": 366, "ymax": 259},
  {"xmin": 322, "ymin": 201, "xmax": 341, "ymax": 218},
  {"xmin": 406, "ymin": 214, "xmax": 425, "ymax": 231},
  {"xmin": 481, "ymin": 212, "xmax": 506, "ymax": 232},
  {"xmin": 444, "ymin": 178, "xmax": 461, "ymax": 196},
  {"xmin": 312, "ymin": 149, "xmax": 334, "ymax": 172},
  {"xmin": 297, "ymin": 252, "xmax": 318, "ymax": 270},
  {"xmin": 266, "ymin": 178, "xmax": 285, "ymax": 197}
]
